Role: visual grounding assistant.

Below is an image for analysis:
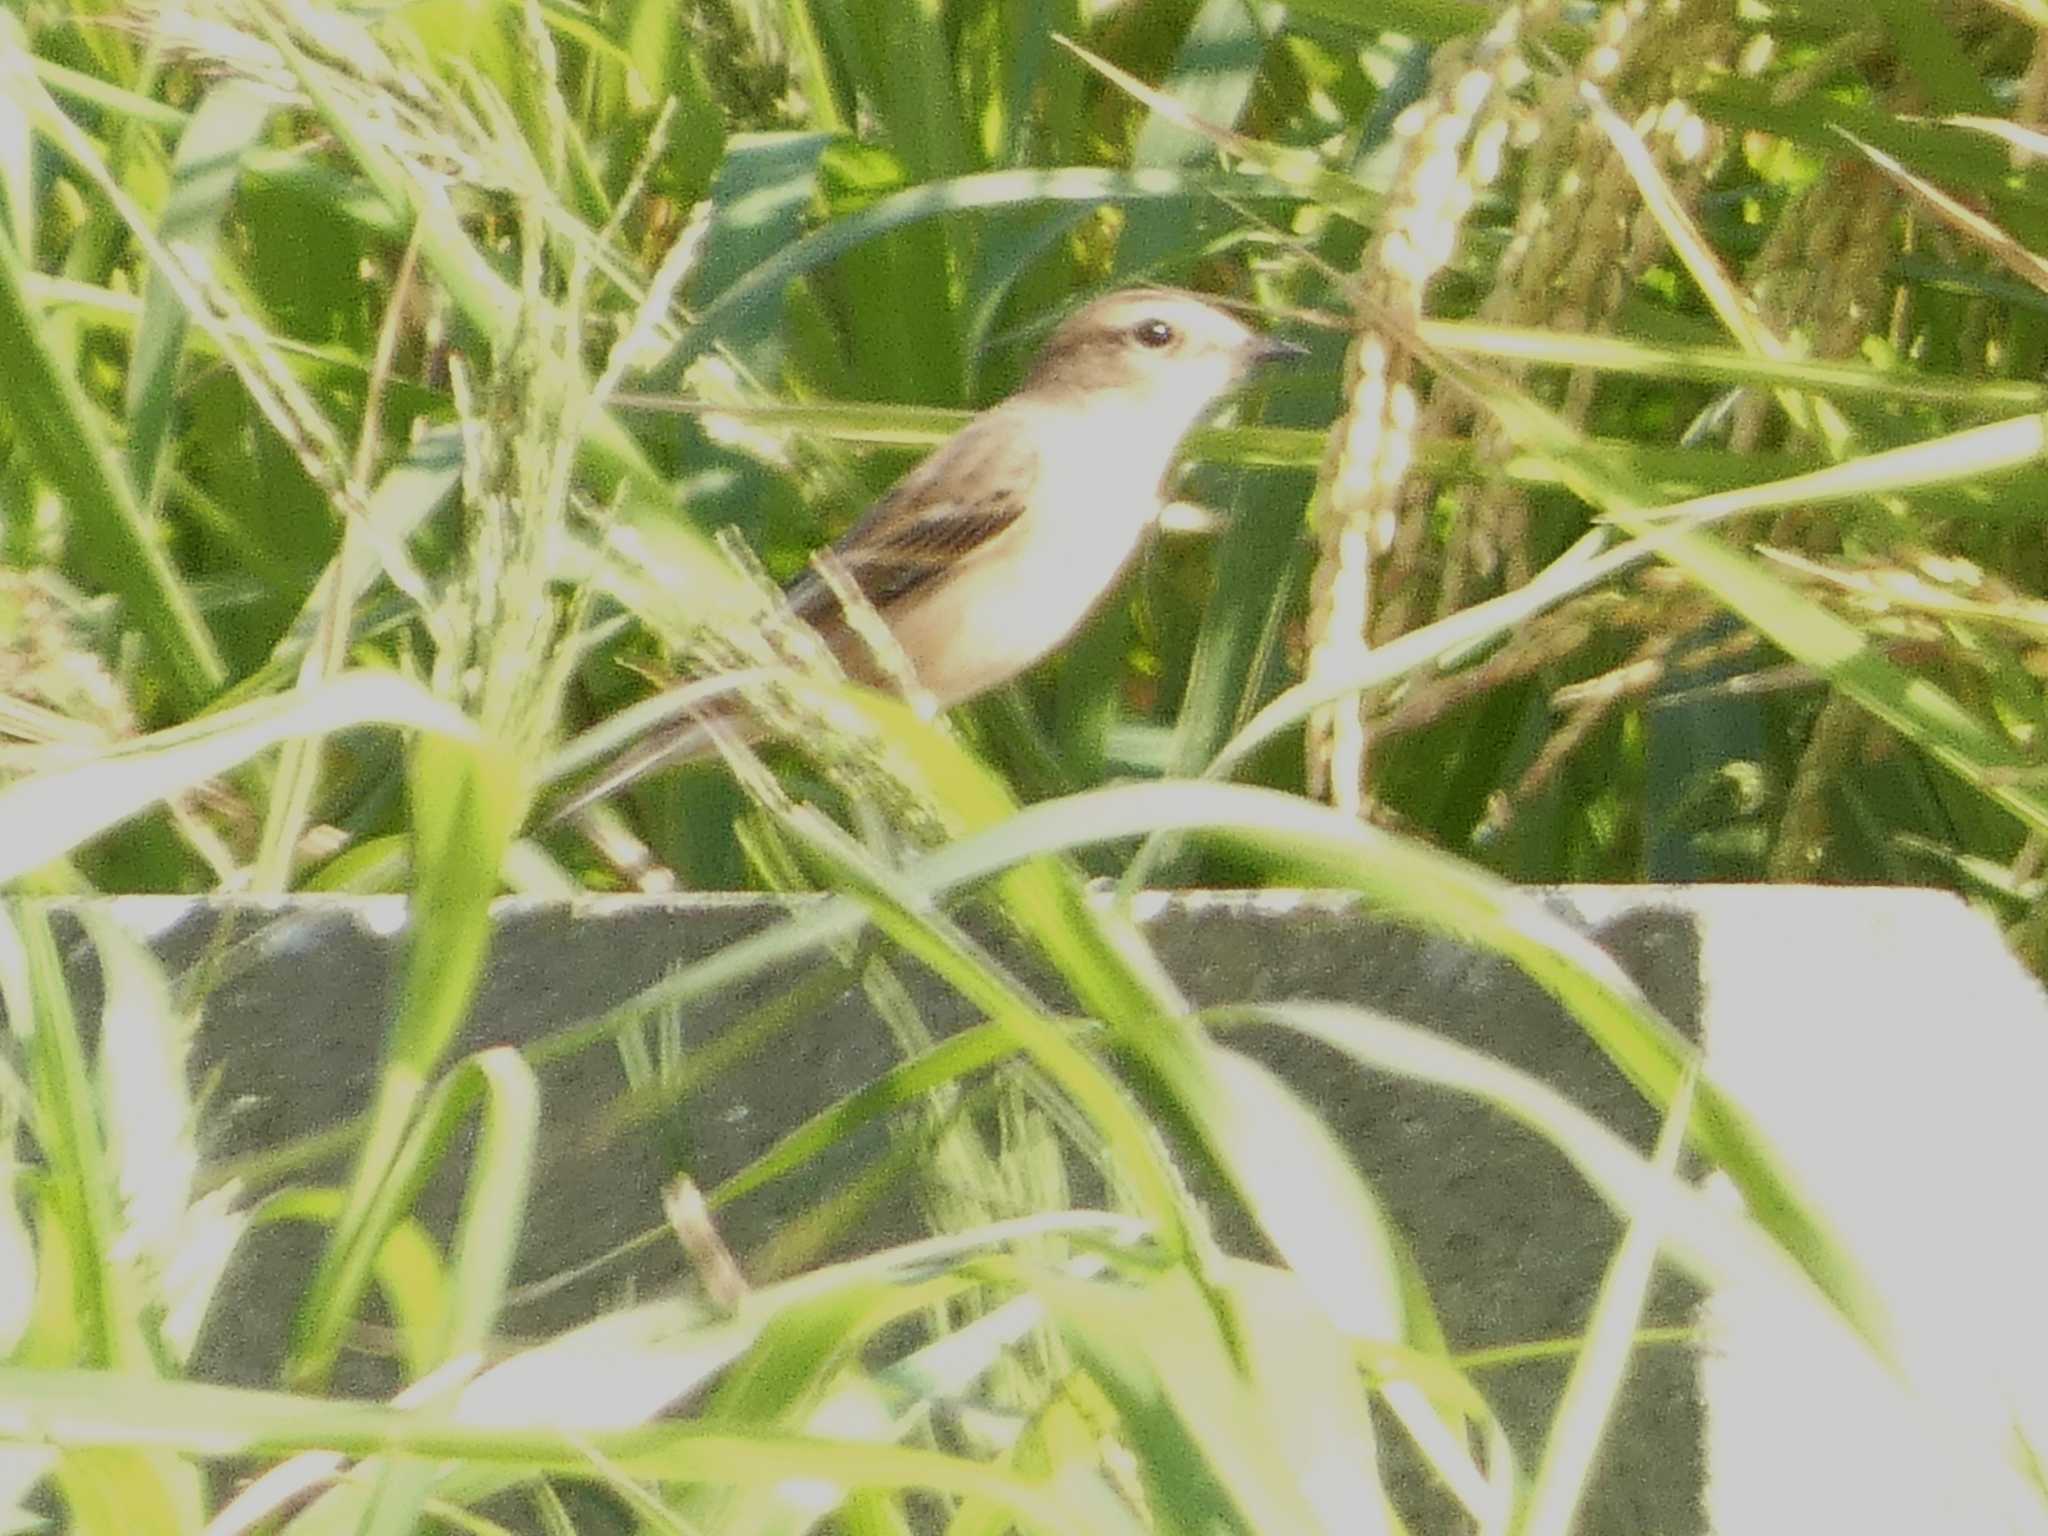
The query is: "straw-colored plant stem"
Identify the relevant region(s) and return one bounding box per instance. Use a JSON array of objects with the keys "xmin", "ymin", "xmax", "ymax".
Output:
[
  {"xmin": 1303, "ymin": 0, "xmax": 1736, "ymax": 817},
  {"xmin": 1302, "ymin": 6, "xmax": 1542, "ymax": 814},
  {"xmin": 0, "ymin": 571, "xmax": 133, "ymax": 770},
  {"xmin": 1734, "ymin": 159, "xmax": 1900, "ymax": 464},
  {"xmin": 1410, "ymin": 0, "xmax": 1730, "ymax": 627},
  {"xmin": 440, "ymin": 311, "xmax": 576, "ymax": 779},
  {"xmin": 1769, "ymin": 689, "xmax": 1868, "ymax": 879},
  {"xmin": 1735, "ymin": 59, "xmax": 1908, "ymax": 862},
  {"xmin": 2016, "ymin": 27, "xmax": 2048, "ymax": 168},
  {"xmin": 1433, "ymin": 0, "xmax": 1736, "ymax": 834}
]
